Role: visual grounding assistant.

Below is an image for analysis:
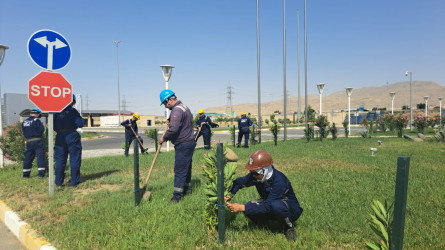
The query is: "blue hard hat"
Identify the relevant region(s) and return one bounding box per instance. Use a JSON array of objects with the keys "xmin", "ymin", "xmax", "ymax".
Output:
[
  {"xmin": 31, "ymin": 108, "xmax": 42, "ymax": 114},
  {"xmin": 159, "ymin": 89, "xmax": 175, "ymax": 105}
]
